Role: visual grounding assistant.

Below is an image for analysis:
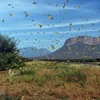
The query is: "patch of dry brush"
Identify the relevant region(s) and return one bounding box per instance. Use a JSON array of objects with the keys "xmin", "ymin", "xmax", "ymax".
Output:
[{"xmin": 0, "ymin": 61, "xmax": 100, "ymax": 100}]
